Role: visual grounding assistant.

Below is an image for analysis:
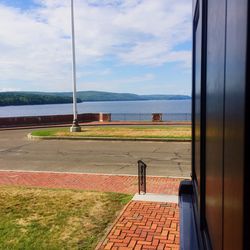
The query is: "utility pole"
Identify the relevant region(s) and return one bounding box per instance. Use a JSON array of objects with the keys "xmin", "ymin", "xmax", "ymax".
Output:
[{"xmin": 70, "ymin": 0, "xmax": 81, "ymax": 132}]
